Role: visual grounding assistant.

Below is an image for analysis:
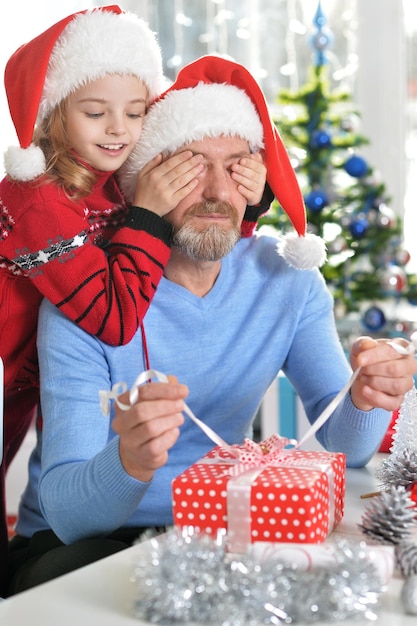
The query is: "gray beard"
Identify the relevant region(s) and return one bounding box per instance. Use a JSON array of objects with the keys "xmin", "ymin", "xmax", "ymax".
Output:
[{"xmin": 172, "ymin": 222, "xmax": 241, "ymax": 261}]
